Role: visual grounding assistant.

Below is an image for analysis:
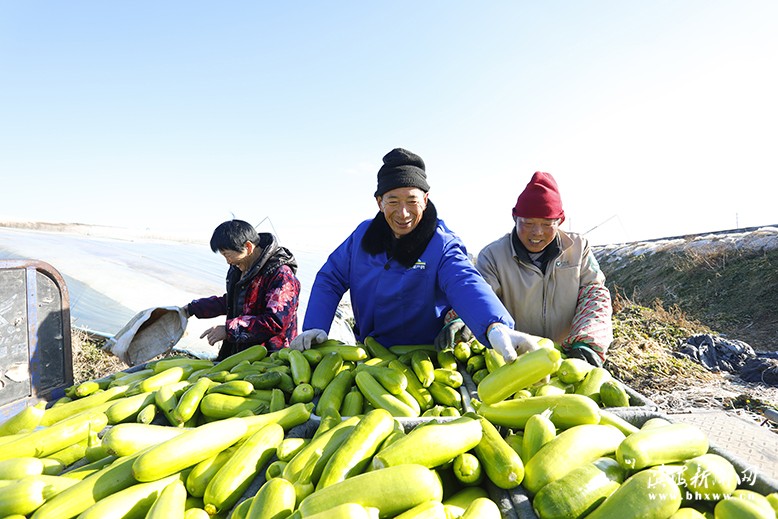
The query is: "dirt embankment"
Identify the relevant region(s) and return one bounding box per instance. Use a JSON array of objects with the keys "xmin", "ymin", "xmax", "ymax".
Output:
[
  {"xmin": 595, "ymin": 226, "xmax": 778, "ymax": 352},
  {"xmin": 593, "ymin": 226, "xmax": 778, "ymax": 423}
]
